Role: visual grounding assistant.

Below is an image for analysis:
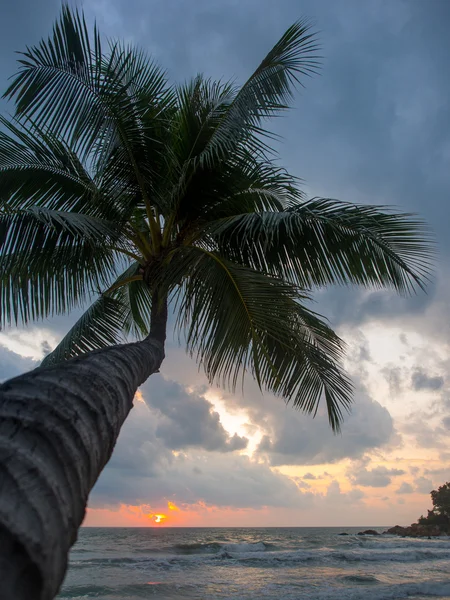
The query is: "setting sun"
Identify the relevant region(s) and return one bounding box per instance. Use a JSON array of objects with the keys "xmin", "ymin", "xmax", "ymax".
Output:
[{"xmin": 153, "ymin": 514, "xmax": 166, "ymax": 524}]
